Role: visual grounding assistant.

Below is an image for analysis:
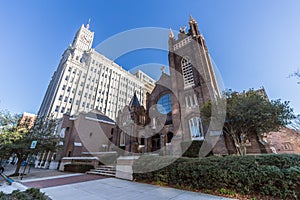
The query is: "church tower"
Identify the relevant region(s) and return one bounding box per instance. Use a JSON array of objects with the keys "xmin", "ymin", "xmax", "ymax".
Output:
[{"xmin": 168, "ymin": 16, "xmax": 220, "ymax": 142}]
